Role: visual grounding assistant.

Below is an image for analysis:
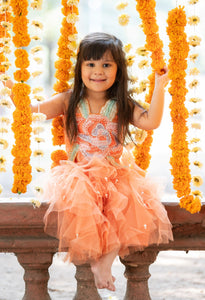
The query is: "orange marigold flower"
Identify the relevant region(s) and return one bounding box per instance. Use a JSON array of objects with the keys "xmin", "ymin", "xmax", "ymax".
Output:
[
  {"xmin": 14, "ymin": 69, "xmax": 30, "ymax": 82},
  {"xmin": 55, "ymin": 58, "xmax": 72, "ymax": 71},
  {"xmin": 13, "ymin": 33, "xmax": 30, "ymax": 48},
  {"xmin": 52, "ymin": 135, "xmax": 65, "ymax": 146},
  {"xmin": 133, "ymin": 131, "xmax": 153, "ymax": 170},
  {"xmin": 53, "ymin": 81, "xmax": 70, "ymax": 93},
  {"xmin": 13, "ymin": 95, "xmax": 31, "ymax": 108},
  {"xmin": 62, "ymin": 5, "xmax": 79, "ymax": 16},
  {"xmin": 12, "ymin": 82, "xmax": 31, "ymax": 97},
  {"xmin": 52, "ymin": 116, "xmax": 65, "ymax": 146},
  {"xmin": 10, "ymin": 0, "xmax": 29, "ymax": 16},
  {"xmin": 52, "ymin": 115, "xmax": 64, "ymax": 128},
  {"xmin": 57, "ymin": 47, "xmax": 74, "ymax": 60},
  {"xmin": 180, "ymin": 194, "xmax": 201, "ymax": 214},
  {"xmin": 55, "ymin": 69, "xmax": 70, "ymax": 82},
  {"xmin": 51, "ymin": 149, "xmax": 68, "ymax": 163},
  {"xmin": 14, "ymin": 49, "xmax": 30, "ymax": 68},
  {"xmin": 61, "ymin": 18, "xmax": 77, "ymax": 36}
]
